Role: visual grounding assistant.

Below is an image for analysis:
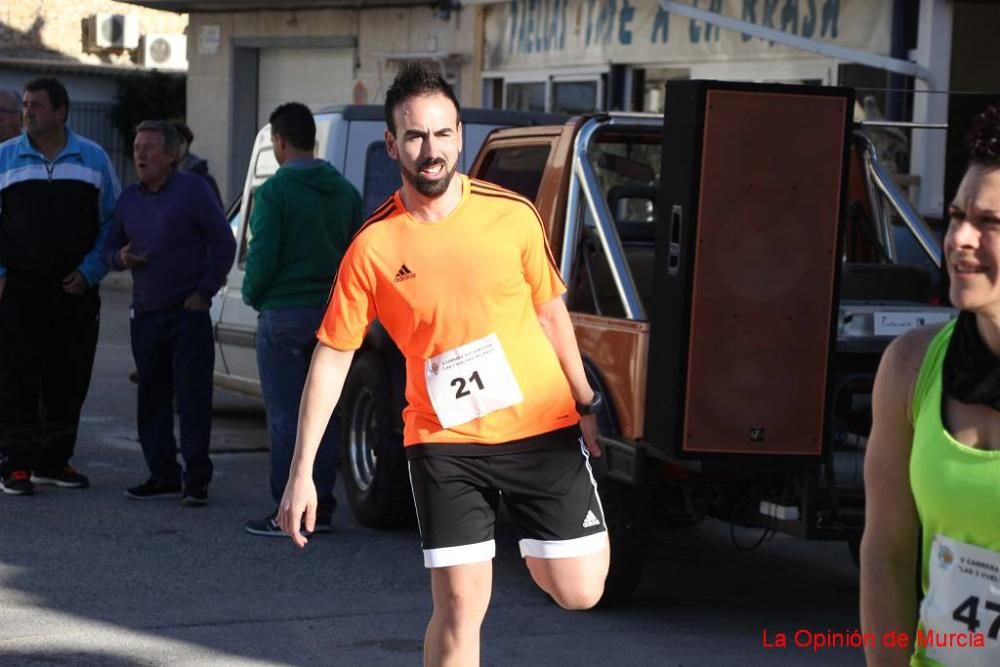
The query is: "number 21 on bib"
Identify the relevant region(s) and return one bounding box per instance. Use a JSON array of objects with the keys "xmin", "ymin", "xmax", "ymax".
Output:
[{"xmin": 424, "ymin": 333, "xmax": 524, "ymax": 429}]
